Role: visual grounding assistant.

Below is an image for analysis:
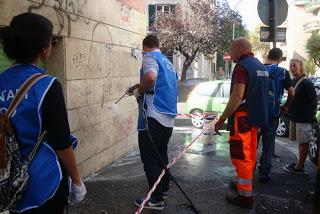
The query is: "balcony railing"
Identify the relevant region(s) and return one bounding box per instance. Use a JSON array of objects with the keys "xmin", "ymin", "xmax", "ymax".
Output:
[
  {"xmin": 305, "ymin": 0, "xmax": 320, "ymax": 12},
  {"xmin": 303, "ymin": 19, "xmax": 320, "ymax": 32}
]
